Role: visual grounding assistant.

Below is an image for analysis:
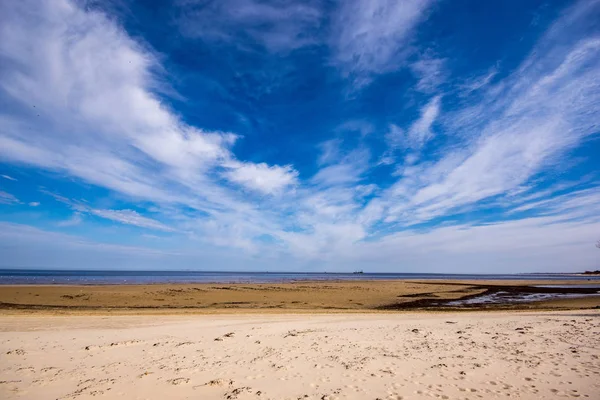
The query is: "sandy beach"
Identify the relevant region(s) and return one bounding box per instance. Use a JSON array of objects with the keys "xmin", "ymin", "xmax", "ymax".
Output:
[
  {"xmin": 1, "ymin": 310, "xmax": 599, "ymax": 399},
  {"xmin": 1, "ymin": 280, "xmax": 599, "ymax": 399}
]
